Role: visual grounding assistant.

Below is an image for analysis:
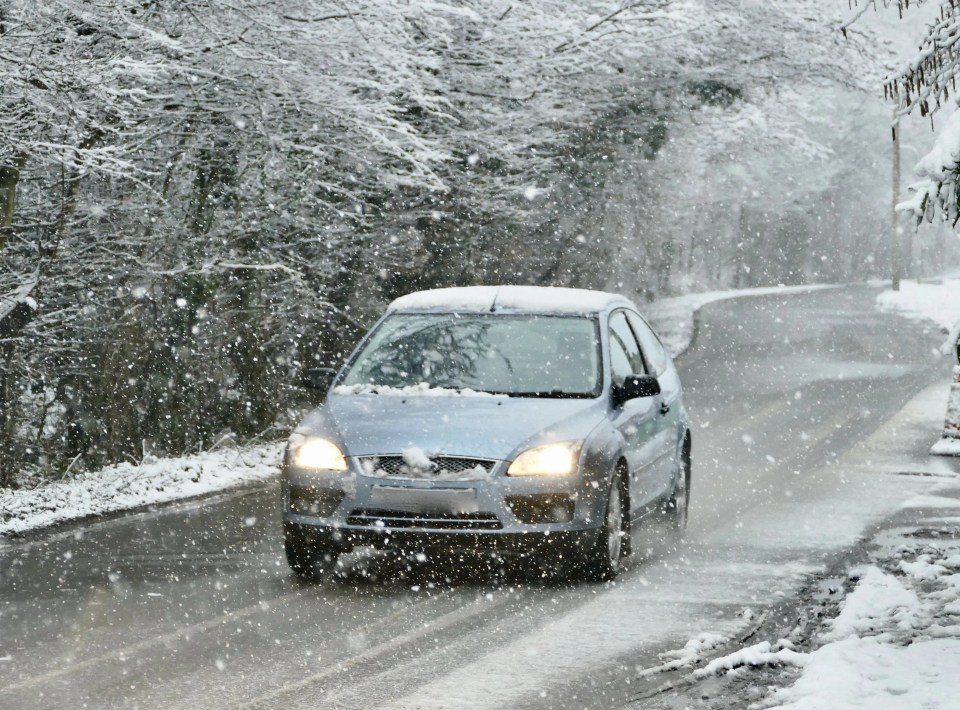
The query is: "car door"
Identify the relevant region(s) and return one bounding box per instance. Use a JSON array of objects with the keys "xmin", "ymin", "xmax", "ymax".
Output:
[
  {"xmin": 607, "ymin": 310, "xmax": 661, "ymax": 514},
  {"xmin": 626, "ymin": 311, "xmax": 681, "ymax": 499}
]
